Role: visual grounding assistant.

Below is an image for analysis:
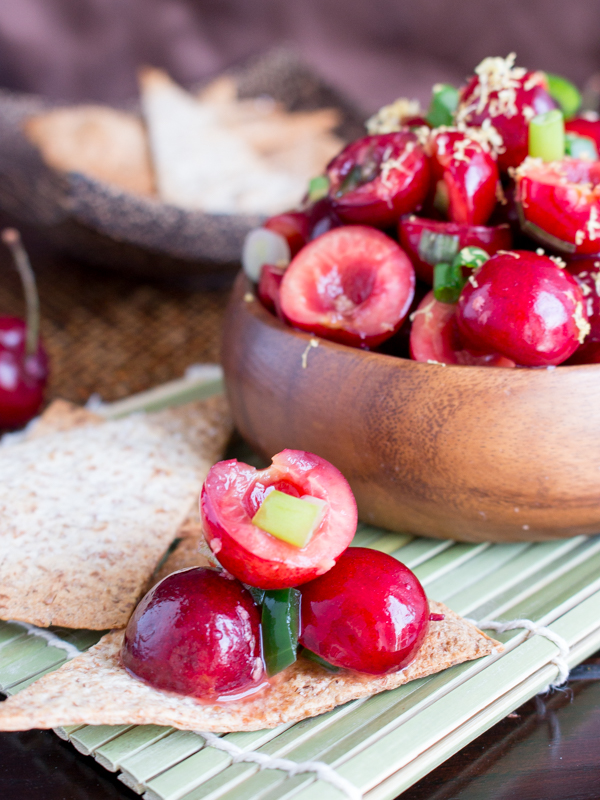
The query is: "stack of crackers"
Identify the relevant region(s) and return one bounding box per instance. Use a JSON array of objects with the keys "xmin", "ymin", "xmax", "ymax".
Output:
[
  {"xmin": 23, "ymin": 70, "xmax": 345, "ymax": 216},
  {"xmin": 0, "ymin": 395, "xmax": 499, "ymax": 733}
]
